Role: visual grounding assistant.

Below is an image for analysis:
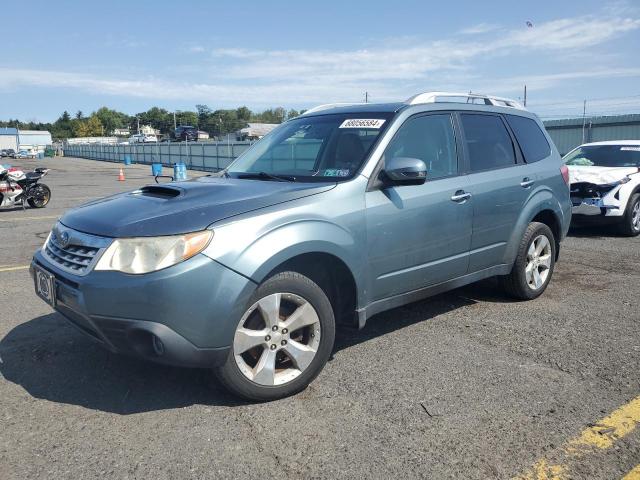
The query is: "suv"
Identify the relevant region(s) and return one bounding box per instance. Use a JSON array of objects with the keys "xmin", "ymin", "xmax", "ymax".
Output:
[
  {"xmin": 174, "ymin": 125, "xmax": 198, "ymax": 142},
  {"xmin": 31, "ymin": 92, "xmax": 571, "ymax": 401},
  {"xmin": 565, "ymin": 141, "xmax": 640, "ymax": 236}
]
